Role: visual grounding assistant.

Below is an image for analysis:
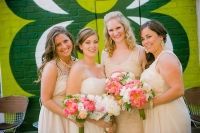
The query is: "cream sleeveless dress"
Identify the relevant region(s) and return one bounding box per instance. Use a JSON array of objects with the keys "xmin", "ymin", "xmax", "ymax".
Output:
[
  {"xmin": 140, "ymin": 50, "xmax": 191, "ymax": 133},
  {"xmin": 102, "ymin": 45, "xmax": 144, "ymax": 133},
  {"xmin": 81, "ymin": 77, "xmax": 106, "ymax": 133},
  {"xmin": 38, "ymin": 60, "xmax": 78, "ymax": 133}
]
